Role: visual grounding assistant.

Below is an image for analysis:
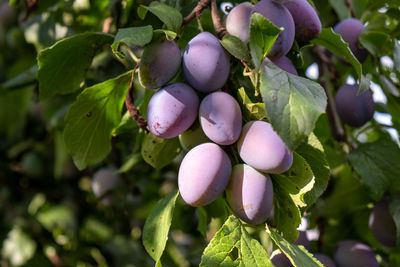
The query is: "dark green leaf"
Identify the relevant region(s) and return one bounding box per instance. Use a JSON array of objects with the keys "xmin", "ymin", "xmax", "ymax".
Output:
[
  {"xmin": 63, "ymin": 72, "xmax": 131, "ymax": 170},
  {"xmin": 267, "ymin": 226, "xmax": 323, "ymax": 267},
  {"xmin": 389, "ymin": 193, "xmax": 400, "ymax": 245},
  {"xmin": 141, "ymin": 133, "xmax": 182, "ymax": 170},
  {"xmin": 200, "ymin": 216, "xmax": 273, "ymax": 267},
  {"xmin": 111, "ymin": 26, "xmax": 153, "ymax": 58},
  {"xmin": 260, "ymin": 63, "xmax": 327, "ymax": 151},
  {"xmin": 143, "ymin": 190, "xmax": 179, "ymax": 263},
  {"xmin": 37, "ymin": 32, "xmax": 114, "ymax": 99},
  {"xmin": 220, "ymin": 35, "xmax": 251, "ymax": 62},
  {"xmin": 310, "ymin": 28, "xmax": 369, "ymax": 94},
  {"xmin": 296, "ymin": 133, "xmax": 330, "ymax": 208},
  {"xmin": 359, "ymin": 31, "xmax": 389, "ymax": 56},
  {"xmin": 348, "ymin": 138, "xmax": 400, "ymax": 200},
  {"xmin": 249, "ymin": 13, "xmax": 281, "ymax": 69},
  {"xmin": 272, "ymin": 153, "xmax": 314, "ymax": 241},
  {"xmin": 0, "ymin": 65, "xmax": 37, "ymax": 93},
  {"xmin": 327, "ymin": 0, "xmax": 347, "ymax": 21},
  {"xmin": 142, "ymin": 2, "xmax": 182, "ymax": 32},
  {"xmin": 197, "ymin": 207, "xmax": 208, "ymax": 237}
]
